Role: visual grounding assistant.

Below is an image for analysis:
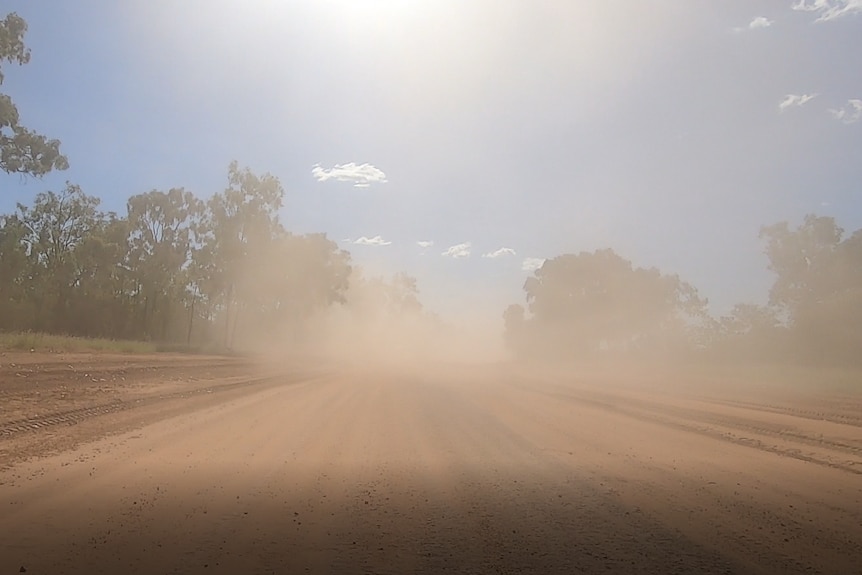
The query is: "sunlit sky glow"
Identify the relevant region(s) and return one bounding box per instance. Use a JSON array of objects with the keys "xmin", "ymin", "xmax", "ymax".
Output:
[{"xmin": 2, "ymin": 0, "xmax": 861, "ymax": 326}]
